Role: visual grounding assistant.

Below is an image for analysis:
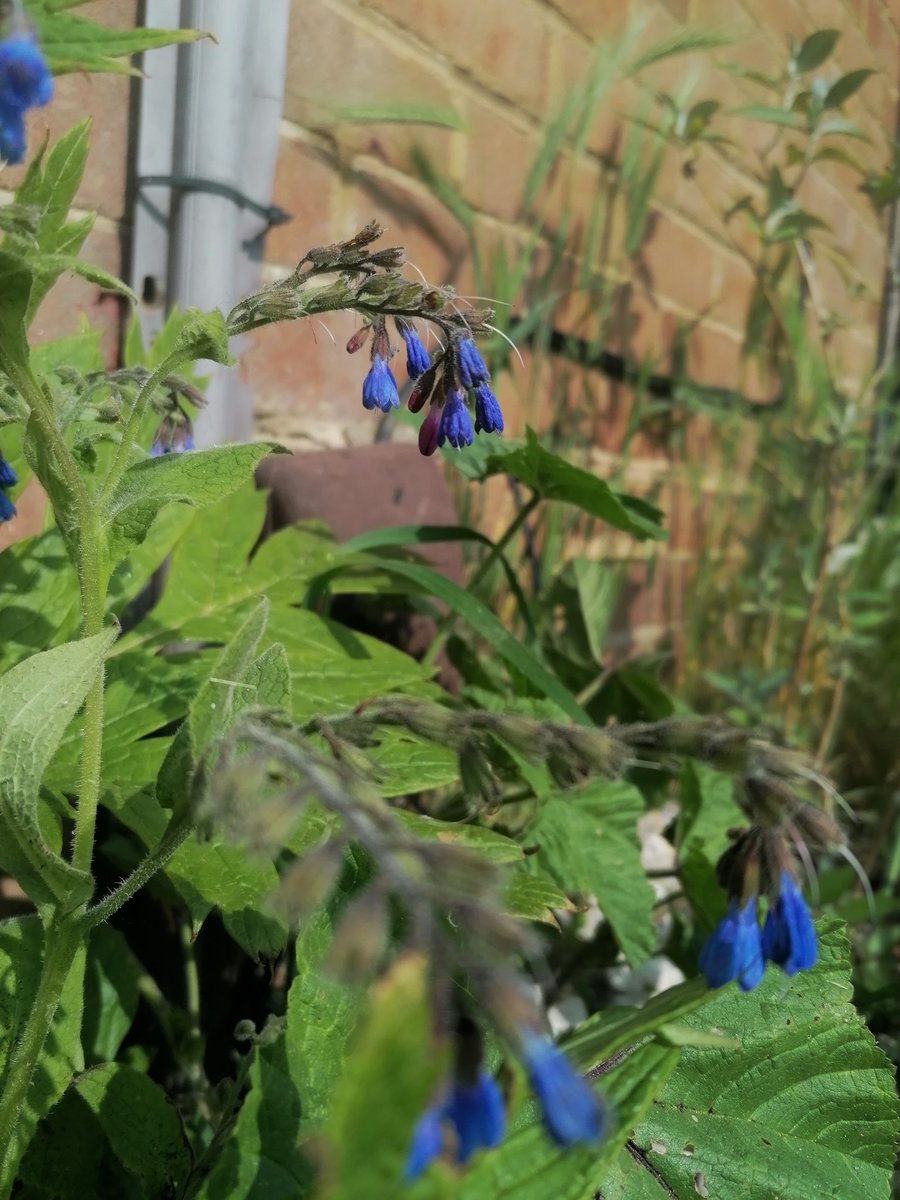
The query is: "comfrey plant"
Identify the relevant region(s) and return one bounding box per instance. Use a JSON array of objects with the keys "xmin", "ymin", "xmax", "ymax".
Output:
[{"xmin": 0, "ymin": 8, "xmax": 897, "ymax": 1200}]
